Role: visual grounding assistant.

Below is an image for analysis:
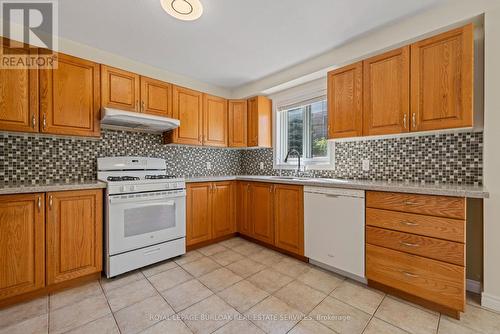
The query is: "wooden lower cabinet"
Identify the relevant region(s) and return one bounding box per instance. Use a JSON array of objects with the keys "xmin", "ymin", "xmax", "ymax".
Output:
[
  {"xmin": 366, "ymin": 191, "xmax": 466, "ymax": 317},
  {"xmin": 0, "ymin": 194, "xmax": 45, "ymax": 300},
  {"xmin": 212, "ymin": 182, "xmax": 235, "ymax": 238},
  {"xmin": 274, "ymin": 184, "xmax": 304, "ymax": 256},
  {"xmin": 0, "ymin": 189, "xmax": 103, "ymax": 306},
  {"xmin": 249, "ymin": 183, "xmax": 274, "ymax": 244},
  {"xmin": 237, "ymin": 182, "xmax": 252, "ymax": 236},
  {"xmin": 46, "ymin": 190, "xmax": 103, "ymax": 285},
  {"xmin": 186, "ymin": 181, "xmax": 235, "ymax": 246}
]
